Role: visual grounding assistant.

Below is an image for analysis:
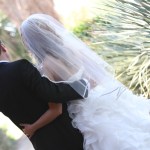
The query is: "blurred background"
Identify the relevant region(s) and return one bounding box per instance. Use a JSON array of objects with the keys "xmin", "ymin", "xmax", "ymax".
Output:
[{"xmin": 0, "ymin": 0, "xmax": 149, "ymax": 149}]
